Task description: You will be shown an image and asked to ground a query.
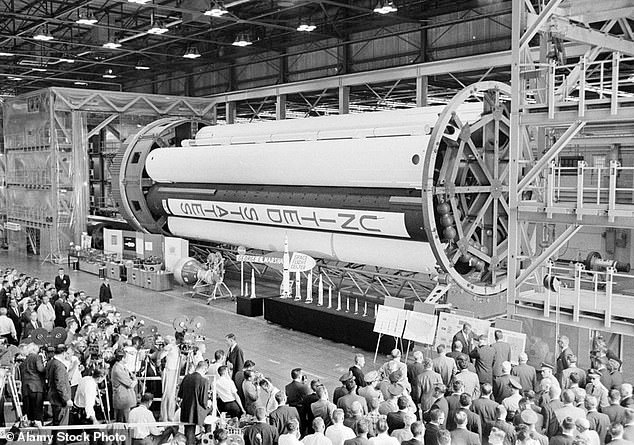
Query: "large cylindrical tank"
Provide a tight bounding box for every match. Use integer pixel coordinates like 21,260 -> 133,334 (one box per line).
113,82 -> 512,296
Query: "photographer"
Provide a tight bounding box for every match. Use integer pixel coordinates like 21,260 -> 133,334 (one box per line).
111,349 -> 137,422
74,368 -> 107,425
242,369 -> 260,416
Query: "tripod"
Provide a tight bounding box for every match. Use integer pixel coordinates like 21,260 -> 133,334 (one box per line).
0,366 -> 23,423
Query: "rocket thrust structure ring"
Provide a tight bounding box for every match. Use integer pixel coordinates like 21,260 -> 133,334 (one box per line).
422,81 -> 512,296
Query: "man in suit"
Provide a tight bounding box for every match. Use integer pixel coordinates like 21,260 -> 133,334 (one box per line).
603,389 -> 627,425
20,343 -> 46,424
349,354 -> 366,389
493,362 -> 514,404
549,417 -> 576,445
178,360 -> 210,445
99,277 -> 113,303
408,351 -> 426,401
337,378 -> 368,419
54,292 -> 72,328
433,344 -> 458,386
511,353 -> 538,392
286,367 -> 312,411
470,335 -> 496,385
46,344 -> 73,444
471,383 -> 499,428
491,331 -> 512,378
458,394 -> 483,442
555,336 -> 574,378
424,408 -> 446,445
244,407 -> 279,445
402,421 -> 425,445
486,406 -> 515,445
54,268 -> 71,294
386,396 -> 409,434
225,333 -> 244,379
416,358 -> 443,413
585,395 -> 611,445
0,281 -> 10,308
22,311 -> 40,341
450,410 -> 480,445
269,391 -> 300,435
453,323 -> 475,356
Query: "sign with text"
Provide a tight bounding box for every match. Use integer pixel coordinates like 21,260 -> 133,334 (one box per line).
434,312 -> 491,349
403,312 -> 438,345
373,305 -> 408,337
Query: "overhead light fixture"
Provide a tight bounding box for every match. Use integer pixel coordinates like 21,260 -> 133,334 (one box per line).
59,57 -> 75,63
204,2 -> 228,17
76,10 -> 98,25
297,22 -> 316,32
7,76 -> 22,81
102,69 -> 117,79
0,52 -> 13,57
183,46 -> 201,59
135,60 -> 150,70
148,19 -> 169,35
103,41 -> 122,49
32,67 -> 47,72
33,27 -> 54,41
74,81 -> 88,86
373,0 -> 398,14
128,0 -> 152,3
232,32 -> 252,47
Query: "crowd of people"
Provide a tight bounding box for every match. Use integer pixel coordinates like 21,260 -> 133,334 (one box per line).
0,265 -> 632,445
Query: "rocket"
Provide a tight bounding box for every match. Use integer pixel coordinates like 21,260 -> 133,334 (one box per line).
281,234 -> 291,298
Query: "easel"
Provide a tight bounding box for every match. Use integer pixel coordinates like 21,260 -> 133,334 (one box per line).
372,298 -> 408,364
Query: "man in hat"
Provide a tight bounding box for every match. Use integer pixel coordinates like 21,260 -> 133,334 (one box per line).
539,363 -> 560,393
334,372 -> 353,405
46,344 -> 73,444
380,370 -> 405,401
470,335 -> 496,385
560,355 -> 585,390
380,350 -> 407,388
379,383 -> 402,415
493,362 -> 514,404
501,378 -> 523,418
586,369 -> 610,409
415,358 -> 443,413
337,378 -> 368,418
519,409 -> 547,445
358,371 -> 381,408
511,353 -> 538,393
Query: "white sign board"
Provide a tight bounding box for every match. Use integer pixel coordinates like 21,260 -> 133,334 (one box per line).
373,305 -> 408,338
289,253 -> 316,272
488,328 -> 527,365
403,311 -> 438,345
435,312 -> 491,349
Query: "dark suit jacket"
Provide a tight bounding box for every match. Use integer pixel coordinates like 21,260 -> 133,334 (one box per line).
493,374 -> 513,404
20,353 -> 46,393
511,363 -> 538,392
470,345 -> 496,385
344,437 -> 370,445
46,357 -> 71,406
471,397 -> 499,427
424,423 -> 444,445
178,371 -> 209,425
0,289 -> 8,308
227,344 -> 245,378
7,307 -> 21,340
450,427 -> 480,445
486,420 -> 515,445
54,300 -> 72,328
453,331 -> 474,354
603,403 -> 626,425
54,275 -> 71,293
387,410 -> 408,434
99,283 -> 112,303
285,380 -> 311,408
555,347 -> 574,376
401,439 -> 423,445
349,365 -> 365,389
587,410 -> 611,444
549,434 -> 575,445
426,397 -> 450,428
244,422 -> 279,445
491,342 -> 512,376
269,405 -> 300,435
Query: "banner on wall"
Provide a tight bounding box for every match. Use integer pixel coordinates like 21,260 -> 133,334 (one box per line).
103,229 -> 123,256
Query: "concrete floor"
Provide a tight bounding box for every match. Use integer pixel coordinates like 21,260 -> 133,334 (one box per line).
0,251 -> 380,394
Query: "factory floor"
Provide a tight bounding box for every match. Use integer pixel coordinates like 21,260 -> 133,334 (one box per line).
0,250 -> 372,396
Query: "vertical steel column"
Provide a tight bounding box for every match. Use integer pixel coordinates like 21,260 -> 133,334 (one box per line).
226,102 -> 236,124
339,86 -> 350,114
416,76 -> 428,107
507,0 -> 523,311
276,94 -> 287,120
71,110 -> 89,244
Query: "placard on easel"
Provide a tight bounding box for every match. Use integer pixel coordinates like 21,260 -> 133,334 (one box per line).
373,305 -> 408,363
402,311 -> 438,361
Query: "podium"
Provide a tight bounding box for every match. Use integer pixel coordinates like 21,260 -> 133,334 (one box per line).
236,295 -> 265,317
